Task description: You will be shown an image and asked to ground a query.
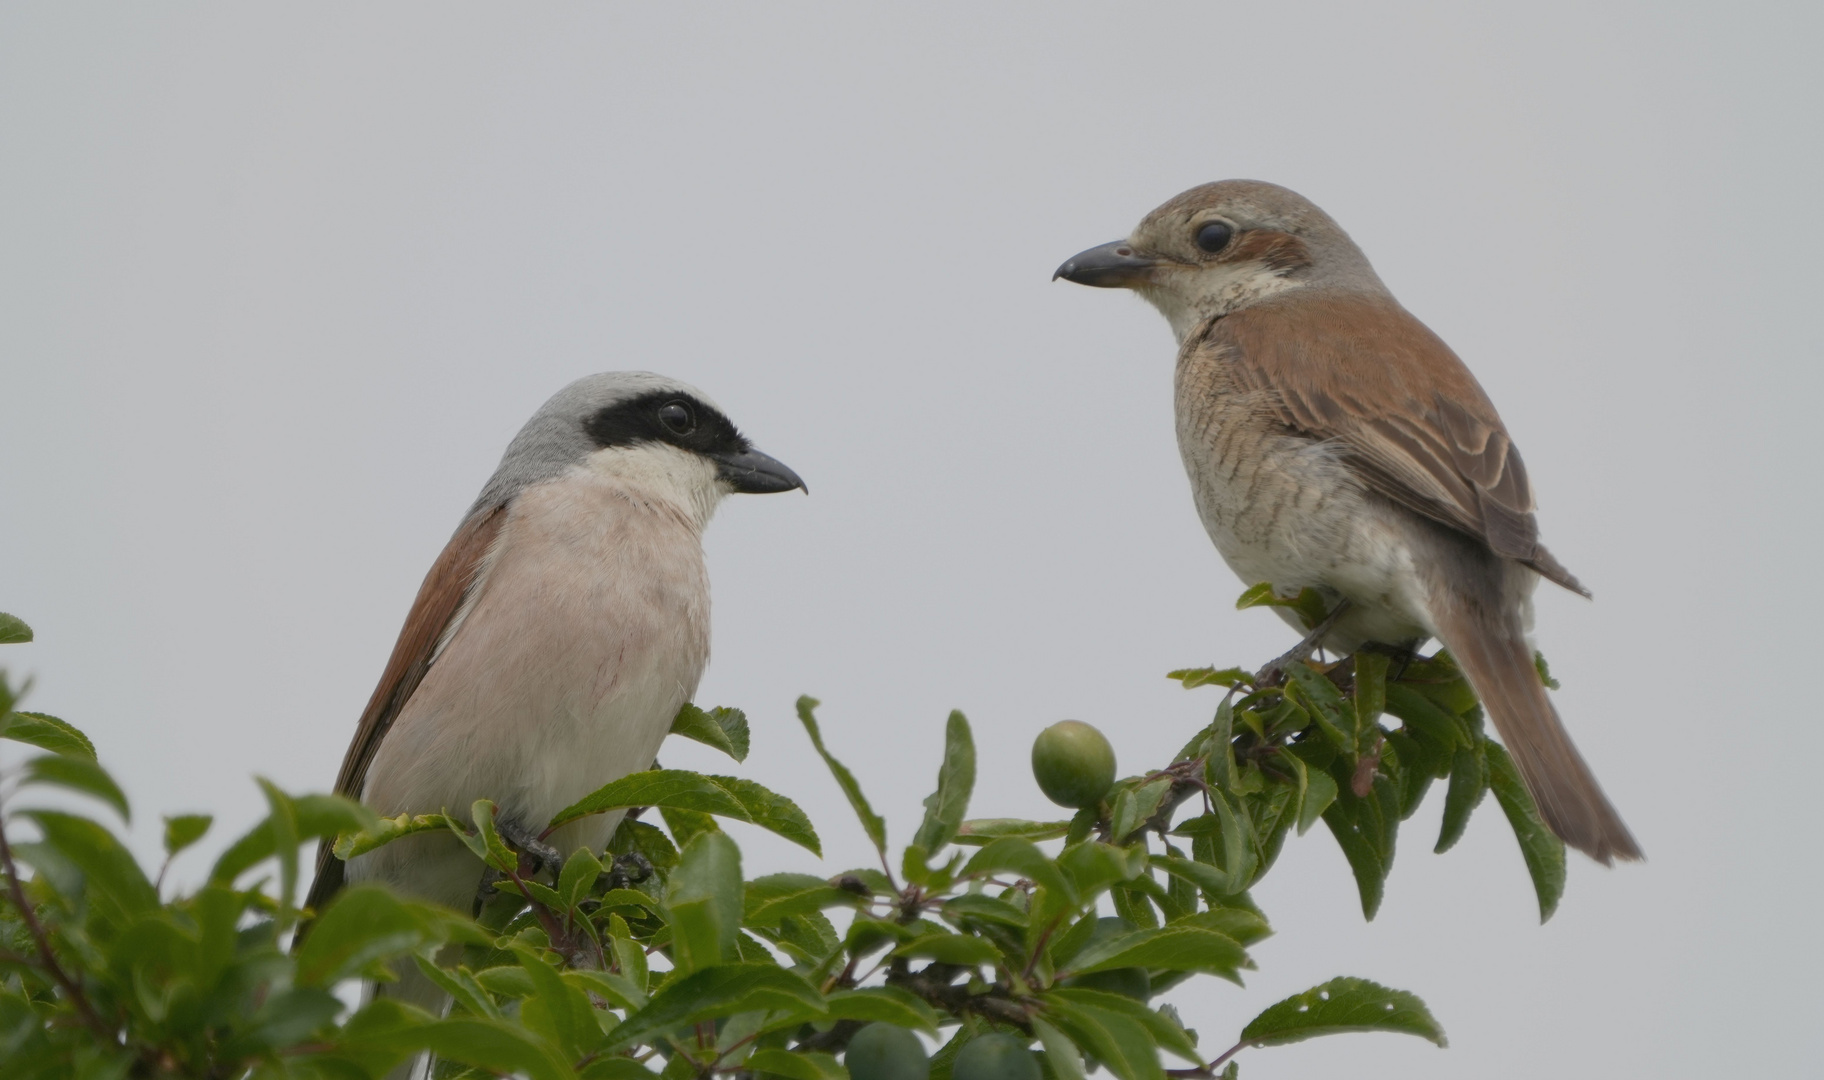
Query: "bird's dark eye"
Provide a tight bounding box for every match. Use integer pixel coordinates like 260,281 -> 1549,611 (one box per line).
1195,221 -> 1234,253
657,401 -> 696,435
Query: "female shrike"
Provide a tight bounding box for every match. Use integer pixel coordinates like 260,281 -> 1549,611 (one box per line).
1056,181 -> 1638,865
303,371 -> 802,1007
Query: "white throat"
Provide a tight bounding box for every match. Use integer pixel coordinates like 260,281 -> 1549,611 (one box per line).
1141,263 -> 1305,345
577,442 -> 726,532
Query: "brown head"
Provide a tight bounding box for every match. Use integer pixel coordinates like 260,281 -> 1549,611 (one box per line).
1055,180 -> 1389,342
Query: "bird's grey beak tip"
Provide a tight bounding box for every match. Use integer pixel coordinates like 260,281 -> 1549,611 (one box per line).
1054,240 -> 1157,288
714,447 -> 805,496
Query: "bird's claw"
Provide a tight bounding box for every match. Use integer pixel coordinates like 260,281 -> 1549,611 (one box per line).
496,820 -> 566,879
1254,597 -> 1353,687
473,866 -> 504,917
601,852 -> 654,892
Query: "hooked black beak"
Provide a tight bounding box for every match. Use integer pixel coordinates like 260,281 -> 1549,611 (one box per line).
1053,240 -> 1160,288
713,447 -> 806,495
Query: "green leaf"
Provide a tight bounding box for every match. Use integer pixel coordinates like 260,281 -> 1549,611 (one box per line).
954,818 -> 1072,845
0,613 -> 32,644
1066,925 -> 1247,983
1321,775 -> 1400,920
295,885 -> 437,985
162,814 -> 213,858
557,846 -> 604,909
563,969 -> 648,1012
413,956 -> 502,1020
1354,651 -> 1389,733
1235,583 -> 1330,630
1041,995 -> 1166,1080
746,1048 -> 847,1080
548,769 -> 819,853
1296,765 -> 1338,836
18,809 -> 157,923
1534,650 -> 1562,690
660,804 -> 721,849
1058,841 -> 1148,900
706,774 -> 822,856
1172,905 -> 1272,948
744,873 -> 864,928
913,710 -> 976,853
891,932 -> 1002,967
606,914 -> 650,992
549,769 -> 746,829
1168,790 -> 1255,898
1033,1017 -> 1089,1080
513,943 -> 600,1061
1486,742 -> 1566,922
333,811 -> 462,860
1434,743 -> 1487,854
604,964 -> 826,1052
579,1059 -> 660,1080
1048,987 -> 1200,1064
795,696 -> 888,861
1384,685 -> 1463,749
18,754 -> 130,822
669,703 -> 751,762
259,778 -> 303,914
941,892 -> 1029,929
215,793 -> 371,883
1240,976 -> 1446,1049
476,965 -> 538,999
1110,777 -> 1172,843
415,1016 -> 577,1080
667,830 -> 744,974
1167,666 -> 1251,690
1204,695 -> 1236,791
1,711 -> 95,759
962,838 -> 1074,908
825,986 -> 942,1034
1285,663 -> 1353,756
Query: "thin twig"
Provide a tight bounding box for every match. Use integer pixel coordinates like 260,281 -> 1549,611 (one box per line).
0,799 -> 114,1040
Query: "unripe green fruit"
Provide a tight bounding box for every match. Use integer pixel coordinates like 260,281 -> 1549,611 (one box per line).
1030,720 -> 1116,809
952,1033 -> 1040,1080
845,1023 -> 929,1080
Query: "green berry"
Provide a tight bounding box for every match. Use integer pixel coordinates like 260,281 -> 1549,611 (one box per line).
952,1033 -> 1040,1080
845,1023 -> 929,1080
1031,720 -> 1117,809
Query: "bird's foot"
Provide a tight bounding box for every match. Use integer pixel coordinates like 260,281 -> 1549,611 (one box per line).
1255,598 -> 1353,687
473,865 -> 504,917
496,819 -> 566,880
600,852 -> 654,893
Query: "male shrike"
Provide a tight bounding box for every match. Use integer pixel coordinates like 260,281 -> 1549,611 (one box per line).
303,371 -> 803,998
1055,181 -> 1639,864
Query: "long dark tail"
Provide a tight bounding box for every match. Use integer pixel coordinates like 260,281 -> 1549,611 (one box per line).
1430,591 -> 1641,865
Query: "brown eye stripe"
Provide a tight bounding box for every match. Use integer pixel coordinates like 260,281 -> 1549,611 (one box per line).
1225,229 -> 1313,272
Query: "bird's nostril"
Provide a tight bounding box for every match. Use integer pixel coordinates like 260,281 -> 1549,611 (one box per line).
1116,247 -> 1133,256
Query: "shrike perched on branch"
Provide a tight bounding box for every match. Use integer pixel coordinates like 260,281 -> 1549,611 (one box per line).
1056,181 -> 1638,864
304,371 -> 803,1007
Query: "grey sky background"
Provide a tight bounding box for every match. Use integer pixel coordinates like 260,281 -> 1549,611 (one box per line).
3,4 -> 1819,1077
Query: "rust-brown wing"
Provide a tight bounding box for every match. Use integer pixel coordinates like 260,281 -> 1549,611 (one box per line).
302,502 -> 508,917
1207,292 -> 1587,595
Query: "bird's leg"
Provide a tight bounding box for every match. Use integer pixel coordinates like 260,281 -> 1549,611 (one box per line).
472,865 -> 504,917
601,852 -> 654,893
495,818 -> 566,881
1256,598 -> 1353,686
